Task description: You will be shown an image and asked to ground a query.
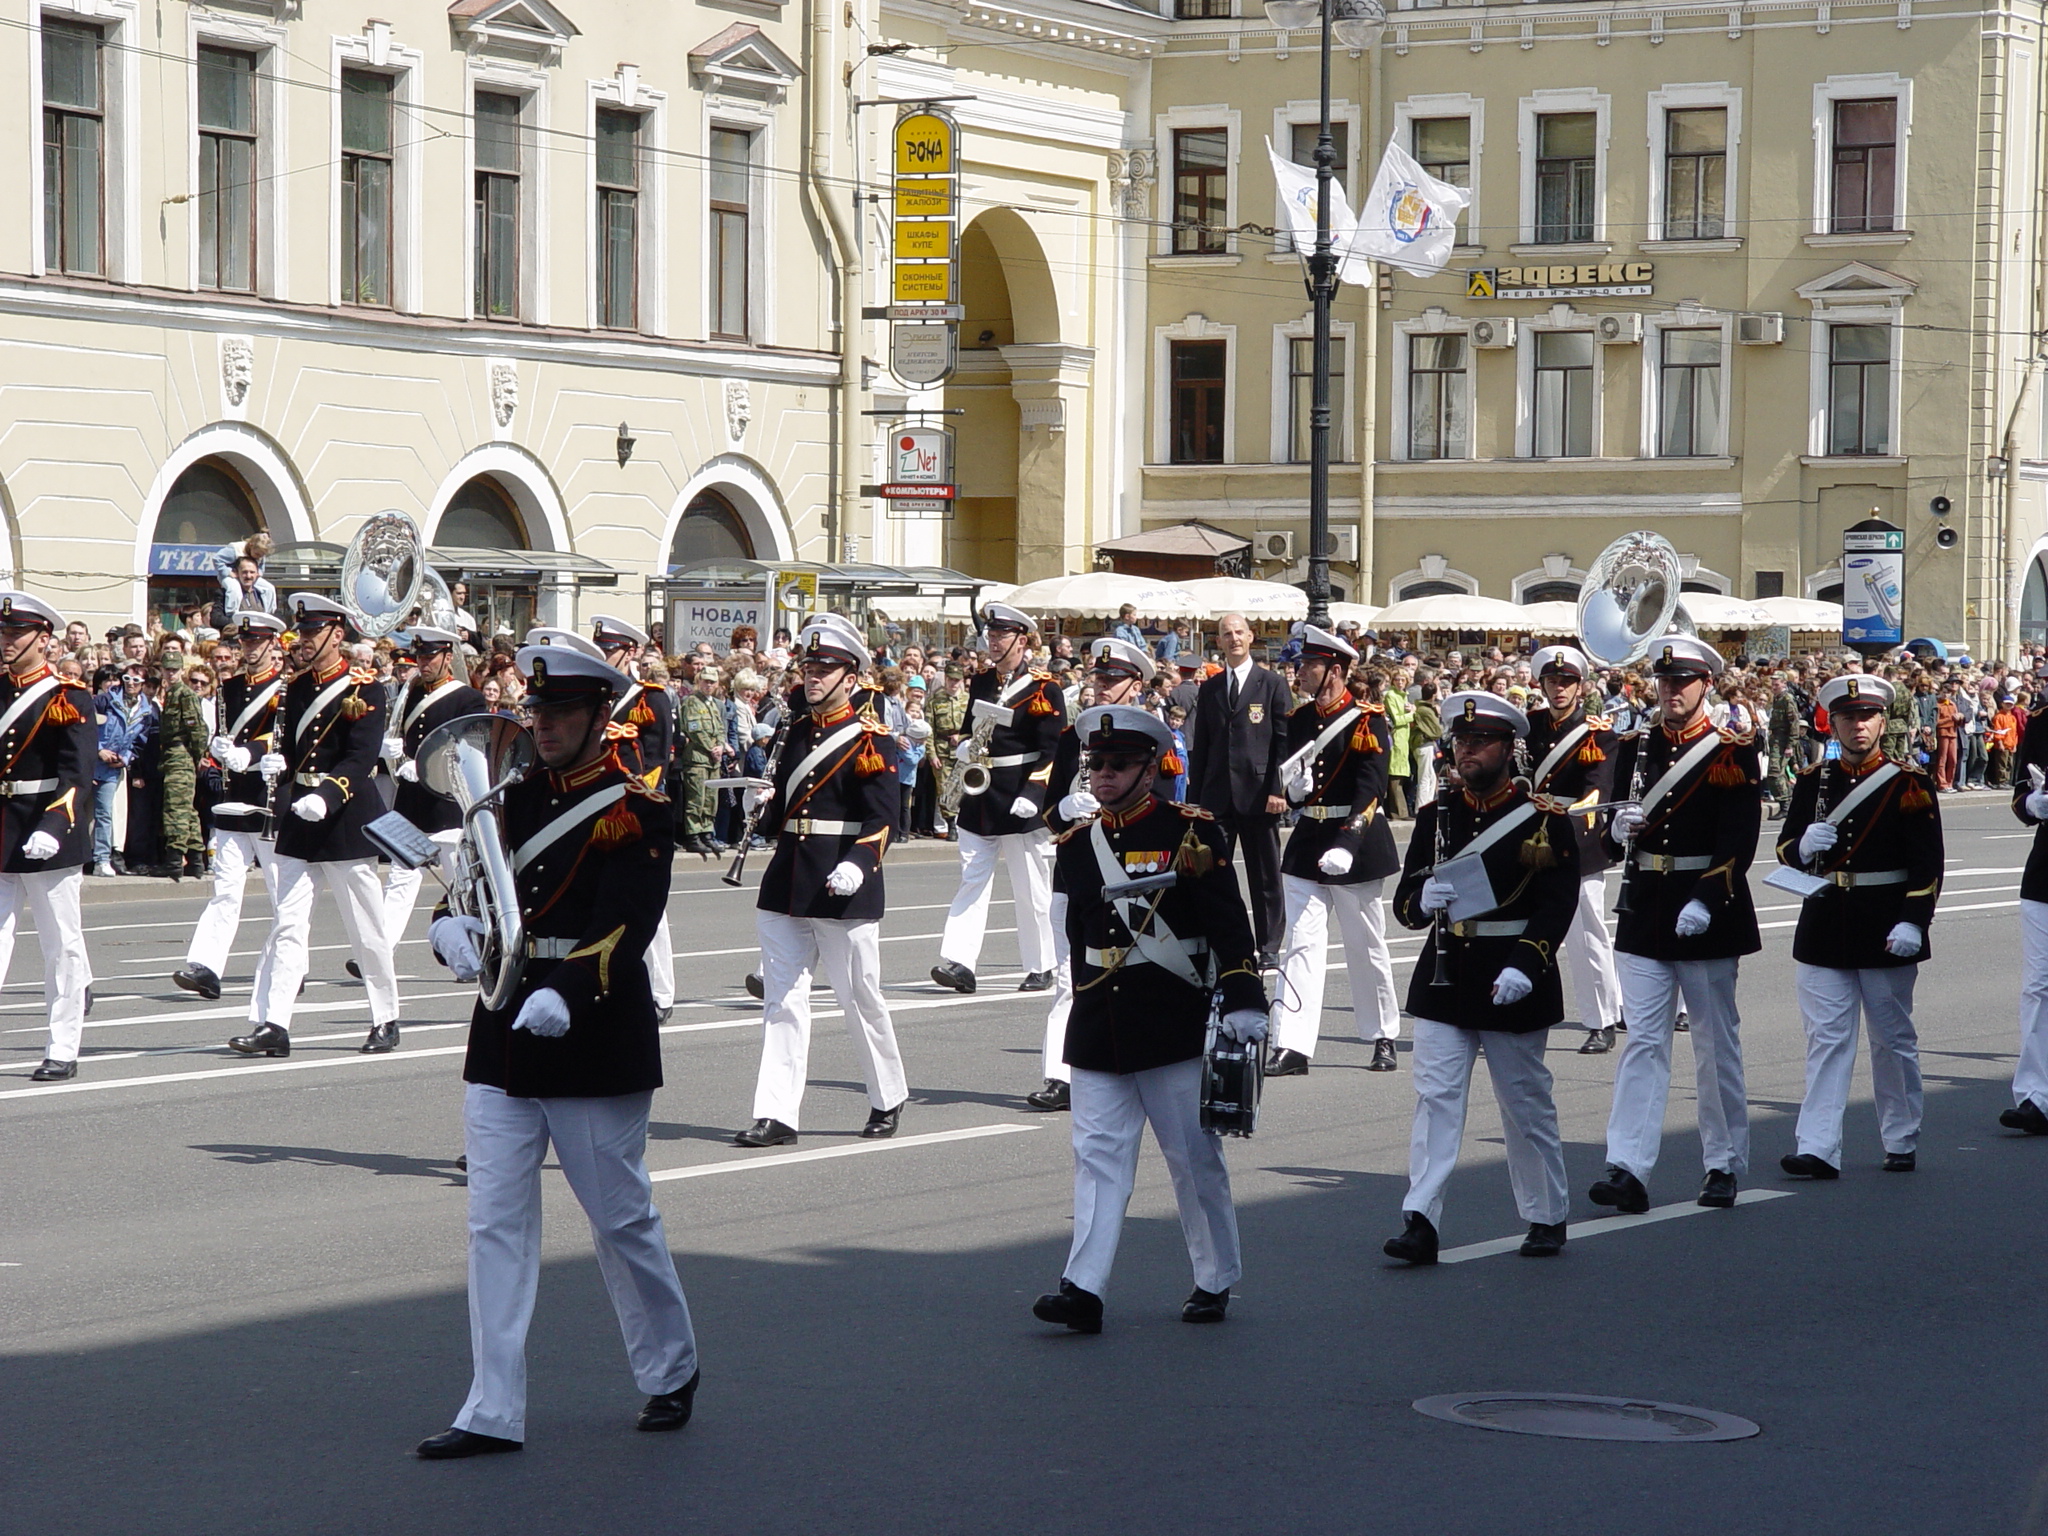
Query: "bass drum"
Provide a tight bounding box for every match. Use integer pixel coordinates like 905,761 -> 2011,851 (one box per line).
1200,1022 -> 1263,1138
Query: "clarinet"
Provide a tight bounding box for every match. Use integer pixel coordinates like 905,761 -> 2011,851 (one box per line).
722,685 -> 807,889
1806,756 -> 1835,877
1612,704 -> 1654,916
1429,750 -> 1454,988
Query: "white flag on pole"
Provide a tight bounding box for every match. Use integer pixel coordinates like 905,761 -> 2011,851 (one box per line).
1266,136 -> 1361,268
1348,137 -> 1470,277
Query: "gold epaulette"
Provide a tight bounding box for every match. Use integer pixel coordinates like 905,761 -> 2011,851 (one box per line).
1895,755 -> 1930,776
622,769 -> 671,804
1586,713 -> 1614,730
859,715 -> 892,734
1798,759 -> 1825,776
1716,722 -> 1757,745
1172,801 -> 1216,820
348,666 -> 379,686
1529,791 -> 1574,815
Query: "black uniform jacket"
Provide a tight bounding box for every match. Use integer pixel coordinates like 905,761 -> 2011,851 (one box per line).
1777,756 -> 1942,968
391,679 -> 487,836
213,665 -> 286,835
459,751 -> 674,1098
1279,696 -> 1400,885
755,699 -> 898,922
1524,704 -> 1619,876
1057,796 -> 1267,1075
610,679 -> 675,790
2012,706 -> 2048,902
1189,663 -> 1294,819
1393,781 -> 1580,1032
1601,714 -> 1763,962
0,664 -> 95,872
1041,711 -> 1184,895
271,659 -> 390,864
955,666 -> 1066,838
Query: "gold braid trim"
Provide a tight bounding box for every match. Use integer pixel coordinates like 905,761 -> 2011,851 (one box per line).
564,924 -> 627,997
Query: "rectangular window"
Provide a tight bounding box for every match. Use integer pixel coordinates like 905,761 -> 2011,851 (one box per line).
596,107 -> 640,330
1827,324 -> 1891,455
1533,112 -> 1596,244
1169,339 -> 1226,463
1754,570 -> 1785,599
1831,98 -> 1897,233
1286,335 -> 1346,463
1282,121 -> 1349,253
197,46 -> 257,292
340,70 -> 393,307
1172,128 -> 1229,255
1663,107 -> 1726,240
1175,0 -> 1231,16
1531,330 -> 1594,457
42,19 -> 105,276
1406,334 -> 1468,460
709,126 -> 751,340
1658,328 -> 1722,456
473,90 -> 521,319
1411,116 -> 1471,245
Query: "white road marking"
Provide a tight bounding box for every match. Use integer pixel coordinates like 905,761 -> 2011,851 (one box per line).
1437,1188 -> 1794,1263
650,1122 -> 1039,1183
2,990 -> 476,1038
0,1044 -> 471,1101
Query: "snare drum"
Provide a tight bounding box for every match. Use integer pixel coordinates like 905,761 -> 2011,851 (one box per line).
1200,1024 -> 1263,1137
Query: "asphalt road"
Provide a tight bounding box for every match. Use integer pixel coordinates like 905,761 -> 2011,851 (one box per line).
2,799 -> 2044,1535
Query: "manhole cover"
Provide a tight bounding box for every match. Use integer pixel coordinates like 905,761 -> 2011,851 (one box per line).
1413,1393 -> 1759,1443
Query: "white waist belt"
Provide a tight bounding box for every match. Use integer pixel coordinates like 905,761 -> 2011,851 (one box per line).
292,772 -> 326,788
1299,805 -> 1352,821
786,818 -> 860,836
1633,853 -> 1713,874
526,936 -> 577,959
986,752 -> 1034,768
1826,868 -> 1909,889
0,777 -> 58,796
1447,919 -> 1529,938
1084,936 -> 1210,969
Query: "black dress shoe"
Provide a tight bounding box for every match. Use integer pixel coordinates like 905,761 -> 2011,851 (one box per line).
1017,970 -> 1053,992
636,1369 -> 699,1432
360,1021 -> 399,1054
1024,1079 -> 1071,1112
733,1118 -> 797,1148
1265,1047 -> 1310,1077
1779,1152 -> 1839,1180
656,1007 -> 673,1025
860,1102 -> 903,1139
345,959 -> 362,980
415,1428 -> 521,1460
1032,1278 -> 1103,1333
930,961 -> 976,994
1588,1164 -> 1650,1214
1882,1152 -> 1917,1172
1256,950 -> 1280,972
1369,1039 -> 1398,1072
1577,1026 -> 1615,1055
173,963 -> 222,1001
1383,1210 -> 1439,1265
30,1058 -> 76,1082
2000,1100 -> 2048,1135
1673,1011 -> 1690,1033
744,972 -> 764,1000
1698,1168 -> 1738,1207
1181,1285 -> 1229,1323
228,1023 -> 290,1058
1519,1221 -> 1566,1257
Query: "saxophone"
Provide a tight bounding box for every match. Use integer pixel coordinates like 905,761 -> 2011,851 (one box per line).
940,711 -> 997,819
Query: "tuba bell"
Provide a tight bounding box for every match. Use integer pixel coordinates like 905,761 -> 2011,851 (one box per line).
1575,530 -> 1696,667
419,712 -> 536,1011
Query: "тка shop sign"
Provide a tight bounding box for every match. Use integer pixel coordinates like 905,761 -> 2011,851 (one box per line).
1466,262 -> 1654,301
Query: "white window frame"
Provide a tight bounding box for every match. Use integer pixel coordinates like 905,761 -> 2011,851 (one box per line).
1678,558 -> 1733,594
1510,555 -> 1589,602
703,100 -> 774,345
1811,73 -> 1912,238
29,0 -> 140,283
1392,306 -> 1476,463
466,61 -> 550,325
1517,303 -> 1601,458
1393,93 -> 1483,251
1386,554 -> 1479,605
1517,87 -> 1609,248
1809,309 -> 1904,458
1271,313 -> 1354,463
187,15 -> 287,298
1154,104 -> 1241,259
1646,82 -> 1741,244
1269,98 -> 1361,258
331,26 -> 425,313
589,68 -> 668,337
1153,312 -> 1237,465
1642,305 -> 1733,458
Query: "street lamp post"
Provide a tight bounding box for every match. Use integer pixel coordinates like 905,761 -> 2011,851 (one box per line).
1263,0 -> 1384,628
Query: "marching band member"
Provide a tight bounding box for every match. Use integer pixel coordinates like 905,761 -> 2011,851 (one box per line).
376,626 -> 483,949
417,642 -> 698,1458
1031,706 -> 1266,1333
931,602 -> 1065,995
174,612 -> 288,1001
1775,674 -> 1941,1177
0,592 -> 98,1082
1590,636 -> 1762,1214
1524,645 -> 1625,1055
2010,687 -> 2048,1137
1383,692 -> 1580,1264
227,594 -> 401,1059
735,614 -> 909,1148
1031,636 -> 1160,1113
1267,628 -> 1402,1078
593,615 -> 676,1020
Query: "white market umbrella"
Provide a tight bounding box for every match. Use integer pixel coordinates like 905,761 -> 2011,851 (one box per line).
1003,571 -> 1200,621
1372,593 -> 1531,631
1514,600 -> 1581,636
1679,592 -> 1775,630
1753,596 -> 1845,631
1178,576 -> 1309,622
1327,602 -> 1381,629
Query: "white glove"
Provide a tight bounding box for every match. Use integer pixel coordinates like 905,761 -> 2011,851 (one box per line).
2027,789 -> 2048,821
1284,759 -> 1316,803
511,986 -> 571,1038
1885,922 -> 1925,958
258,752 -> 286,781
430,914 -> 487,981
825,861 -> 865,896
395,758 -> 418,783
1009,796 -> 1038,819
1419,875 -> 1455,914
1611,804 -> 1646,842
1057,790 -> 1100,823
1318,847 -> 1354,877
1798,822 -> 1839,862
743,782 -> 775,814
1217,1008 -> 1270,1044
21,830 -> 59,862
382,735 -> 405,763
221,745 -> 251,775
209,735 -> 236,764
1491,967 -> 1533,1006
292,795 -> 329,823
1675,899 -> 1712,937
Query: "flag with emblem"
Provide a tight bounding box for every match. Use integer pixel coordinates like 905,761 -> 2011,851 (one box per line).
1348,138 -> 1469,277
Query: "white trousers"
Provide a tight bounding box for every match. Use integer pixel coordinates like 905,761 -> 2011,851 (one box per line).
455,1084 -> 698,1443
1065,1058 -> 1241,1298
939,827 -> 1055,976
1564,873 -> 1623,1031
1606,953 -> 1747,1181
249,855 -> 400,1030
646,910 -> 674,1011
186,830 -> 277,977
0,867 -> 88,1063
2017,899 -> 2048,1113
1043,890 -> 1072,1083
379,842 -> 462,950
1404,1017 -> 1566,1227
1794,963 -> 1922,1164
1270,874 -> 1400,1057
753,911 -> 908,1129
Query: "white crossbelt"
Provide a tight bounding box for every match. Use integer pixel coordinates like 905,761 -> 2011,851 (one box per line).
513,783 -> 628,873
0,676 -> 60,750
1088,820 -> 1206,988
1639,729 -> 1727,818
226,676 -> 284,741
0,776 -> 58,796
1531,722 -> 1593,792
1822,762 -> 1902,828
783,720 -> 862,797
785,818 -> 860,836
402,677 -> 462,735
295,672 -> 358,742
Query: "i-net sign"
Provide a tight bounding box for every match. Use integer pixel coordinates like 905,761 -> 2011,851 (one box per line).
892,428 -> 949,485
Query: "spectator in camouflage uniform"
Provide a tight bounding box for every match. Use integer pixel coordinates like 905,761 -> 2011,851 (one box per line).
927,663 -> 969,839
1767,667 -> 1807,817
677,668 -> 726,855
155,650 -> 210,879
1883,669 -> 1918,763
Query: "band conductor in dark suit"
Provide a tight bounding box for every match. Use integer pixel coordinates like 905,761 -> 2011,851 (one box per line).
1188,612 -> 1292,959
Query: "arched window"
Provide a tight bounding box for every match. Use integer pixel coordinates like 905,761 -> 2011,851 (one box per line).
157,461 -> 261,546
1815,582 -> 1844,606
2025,556 -> 2048,647
1520,580 -> 1580,603
667,488 -> 754,570
1399,579 -> 1466,599
439,476 -> 527,548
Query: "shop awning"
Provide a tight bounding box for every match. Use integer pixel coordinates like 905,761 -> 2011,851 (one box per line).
263,540 -> 620,587
1095,522 -> 1251,559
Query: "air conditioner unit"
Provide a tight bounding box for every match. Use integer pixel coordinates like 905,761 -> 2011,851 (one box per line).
1255,528 -> 1295,561
1469,317 -> 1517,349
1736,313 -> 1785,345
1330,526 -> 1358,563
1596,312 -> 1644,346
